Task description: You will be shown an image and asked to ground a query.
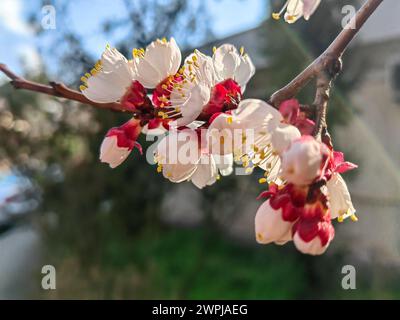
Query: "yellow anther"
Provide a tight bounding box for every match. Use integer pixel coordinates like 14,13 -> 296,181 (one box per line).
272,12 -> 281,20
106,44 -> 111,49
245,167 -> 253,174
286,15 -> 295,21
338,215 -> 344,223
167,172 -> 172,178
161,84 -> 168,90
259,178 -> 267,184
79,85 -> 87,91
158,111 -> 165,117
157,165 -> 163,173
90,68 -> 98,76
213,46 -> 217,54
226,116 -> 233,124
240,46 -> 245,56
192,54 -> 197,62
175,107 -> 181,113
350,214 -> 358,222
161,37 -> 167,43
85,73 -> 91,78
81,76 -> 88,83
216,174 -> 221,181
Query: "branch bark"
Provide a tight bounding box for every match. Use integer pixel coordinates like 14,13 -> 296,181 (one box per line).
270,0 -> 384,139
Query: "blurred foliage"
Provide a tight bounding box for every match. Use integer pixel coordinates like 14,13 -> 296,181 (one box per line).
40,227 -> 306,299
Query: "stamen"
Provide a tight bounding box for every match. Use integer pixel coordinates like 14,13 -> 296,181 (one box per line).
272,0 -> 290,20
259,178 -> 267,184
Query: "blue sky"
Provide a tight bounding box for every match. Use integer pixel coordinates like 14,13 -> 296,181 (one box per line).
0,0 -> 268,80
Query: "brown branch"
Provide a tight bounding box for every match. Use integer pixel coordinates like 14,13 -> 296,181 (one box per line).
270,0 -> 383,106
0,63 -> 132,113
270,0 -> 384,139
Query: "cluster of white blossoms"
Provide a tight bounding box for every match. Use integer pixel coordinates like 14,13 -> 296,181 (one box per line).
80,1 -> 358,256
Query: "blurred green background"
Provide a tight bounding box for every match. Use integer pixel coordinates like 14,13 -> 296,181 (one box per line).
1,0 -> 400,299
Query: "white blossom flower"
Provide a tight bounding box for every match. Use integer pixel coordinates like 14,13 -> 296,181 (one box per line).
80,45 -> 136,103
80,38 -> 182,104
272,0 -> 321,24
212,44 -> 255,91
163,45 -> 256,127
154,129 -> 233,189
208,99 -> 300,182
326,173 -> 357,222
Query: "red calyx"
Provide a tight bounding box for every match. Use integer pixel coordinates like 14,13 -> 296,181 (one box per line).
106,119 -> 142,152
121,81 -> 150,112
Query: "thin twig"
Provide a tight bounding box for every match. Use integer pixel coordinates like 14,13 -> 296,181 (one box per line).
270,0 -> 384,107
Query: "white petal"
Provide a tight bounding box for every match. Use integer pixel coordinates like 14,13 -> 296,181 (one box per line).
255,200 -> 293,245
190,155 -> 218,189
156,130 -> 200,182
326,173 -> 356,220
132,57 -> 162,88
141,38 -> 181,85
234,99 -> 282,130
175,84 -> 211,127
207,114 -> 235,155
142,123 -> 167,136
188,50 -> 217,85
271,123 -> 301,155
285,0 -> 305,23
214,153 -> 234,176
293,232 -> 328,255
234,54 -> 256,89
303,0 -> 321,20
82,47 -> 134,103
83,71 -> 130,103
258,155 -> 282,183
213,44 -> 241,81
100,135 -> 131,168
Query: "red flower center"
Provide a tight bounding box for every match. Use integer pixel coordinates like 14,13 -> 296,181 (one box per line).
200,78 -> 242,118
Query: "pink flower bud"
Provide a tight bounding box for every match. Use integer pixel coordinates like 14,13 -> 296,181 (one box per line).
99,119 -> 142,168
293,218 -> 334,255
255,199 -> 293,245
281,136 -> 329,186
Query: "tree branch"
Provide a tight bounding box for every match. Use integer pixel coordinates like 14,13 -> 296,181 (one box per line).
0,0 -> 384,130
0,63 -> 131,113
270,0 -> 384,139
270,0 -> 383,106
